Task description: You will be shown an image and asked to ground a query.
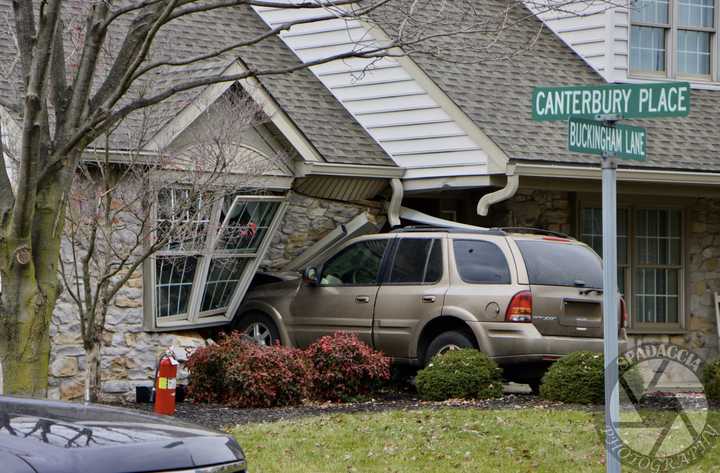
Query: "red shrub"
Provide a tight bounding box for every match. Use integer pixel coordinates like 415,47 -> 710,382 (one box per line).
186,332 -> 312,408
224,342 -> 312,408
305,332 -> 391,402
185,333 -> 244,403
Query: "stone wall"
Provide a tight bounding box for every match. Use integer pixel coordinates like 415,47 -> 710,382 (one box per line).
261,191 -> 383,271
49,190 -> 382,402
485,188 -> 572,234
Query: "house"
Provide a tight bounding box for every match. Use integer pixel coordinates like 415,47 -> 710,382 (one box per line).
1,0 -> 718,401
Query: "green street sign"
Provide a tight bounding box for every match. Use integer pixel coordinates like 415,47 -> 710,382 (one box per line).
568,117 -> 646,161
533,82 -> 690,121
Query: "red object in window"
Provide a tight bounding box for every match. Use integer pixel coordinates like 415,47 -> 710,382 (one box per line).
506,291 -> 533,323
154,352 -> 178,416
619,297 -> 628,329
542,236 -> 571,243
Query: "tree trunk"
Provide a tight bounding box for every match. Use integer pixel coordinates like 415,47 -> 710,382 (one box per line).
0,180 -> 65,397
84,341 -> 101,402
0,268 -> 56,397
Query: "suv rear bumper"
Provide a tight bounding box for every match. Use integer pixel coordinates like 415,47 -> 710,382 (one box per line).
468,321 -> 628,365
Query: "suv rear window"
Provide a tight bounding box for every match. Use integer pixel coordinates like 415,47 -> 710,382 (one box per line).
453,240 -> 511,284
516,240 -> 603,288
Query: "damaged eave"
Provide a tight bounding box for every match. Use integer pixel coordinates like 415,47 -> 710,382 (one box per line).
294,161 -> 405,179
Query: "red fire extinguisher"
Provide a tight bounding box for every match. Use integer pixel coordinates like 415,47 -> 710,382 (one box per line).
153,348 -> 178,416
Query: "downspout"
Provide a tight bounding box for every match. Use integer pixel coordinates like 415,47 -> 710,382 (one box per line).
387,178 -> 404,227
477,164 -> 519,216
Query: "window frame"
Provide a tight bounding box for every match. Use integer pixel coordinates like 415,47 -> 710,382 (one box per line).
577,198 -> 686,333
629,0 -> 718,81
144,191 -> 287,331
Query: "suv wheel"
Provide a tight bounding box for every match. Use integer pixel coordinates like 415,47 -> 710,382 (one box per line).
424,330 -> 475,365
233,312 -> 280,346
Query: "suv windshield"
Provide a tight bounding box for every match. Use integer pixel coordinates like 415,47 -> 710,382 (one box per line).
516,240 -> 603,288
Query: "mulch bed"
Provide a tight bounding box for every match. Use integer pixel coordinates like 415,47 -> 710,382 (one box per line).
123,389 -> 719,432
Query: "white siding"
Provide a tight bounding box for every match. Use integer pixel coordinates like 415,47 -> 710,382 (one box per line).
253,3 -> 490,177
525,0 -> 630,81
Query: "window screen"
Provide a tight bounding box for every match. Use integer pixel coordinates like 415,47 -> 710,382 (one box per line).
389,239 -> 443,284
453,240 -> 511,284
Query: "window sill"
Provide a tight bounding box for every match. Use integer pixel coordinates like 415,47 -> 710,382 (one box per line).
625,328 -> 686,336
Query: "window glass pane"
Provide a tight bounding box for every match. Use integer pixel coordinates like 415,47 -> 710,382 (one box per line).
679,0 -> 714,27
636,209 -> 681,265
634,268 -> 679,323
320,239 -> 388,285
678,30 -> 711,75
630,26 -> 666,72
389,239 -> 442,284
156,189 -> 211,251
216,197 -> 280,253
517,240 -> 603,288
453,240 -> 511,284
200,258 -> 249,312
155,256 -> 198,318
579,207 -> 629,290
425,240 -> 443,283
631,0 -> 669,23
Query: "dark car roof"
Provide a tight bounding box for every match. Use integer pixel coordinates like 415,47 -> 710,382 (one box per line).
0,397 -> 244,473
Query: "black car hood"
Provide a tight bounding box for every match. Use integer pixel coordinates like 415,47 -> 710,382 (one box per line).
0,397 -> 244,473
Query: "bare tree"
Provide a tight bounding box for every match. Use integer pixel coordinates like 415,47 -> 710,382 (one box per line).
0,0 -> 617,396
60,90 -> 287,401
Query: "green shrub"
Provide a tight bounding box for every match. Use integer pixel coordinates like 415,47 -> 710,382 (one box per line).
415,349 -> 503,401
540,351 -> 643,404
703,359 -> 720,401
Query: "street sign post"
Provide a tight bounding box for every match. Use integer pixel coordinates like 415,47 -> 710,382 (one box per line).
568,117 -> 646,161
532,82 -> 690,121
531,81 -> 691,473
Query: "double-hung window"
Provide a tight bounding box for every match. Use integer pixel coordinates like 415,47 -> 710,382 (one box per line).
630,0 -> 716,79
579,204 -> 683,330
148,188 -> 286,330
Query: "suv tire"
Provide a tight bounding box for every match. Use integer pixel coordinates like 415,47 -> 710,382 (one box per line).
233,312 -> 280,346
424,330 -> 475,366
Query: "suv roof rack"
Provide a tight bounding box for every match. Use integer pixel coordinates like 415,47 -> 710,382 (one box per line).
495,227 -> 571,239
391,225 -> 504,235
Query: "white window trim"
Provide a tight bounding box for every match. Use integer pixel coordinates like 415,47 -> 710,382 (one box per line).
144,193 -> 287,331
629,0 -> 719,81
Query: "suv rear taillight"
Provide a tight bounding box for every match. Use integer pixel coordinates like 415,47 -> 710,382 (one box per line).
619,297 -> 628,328
506,291 -> 533,322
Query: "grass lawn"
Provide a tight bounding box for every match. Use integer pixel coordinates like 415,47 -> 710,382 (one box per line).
233,408 -> 720,472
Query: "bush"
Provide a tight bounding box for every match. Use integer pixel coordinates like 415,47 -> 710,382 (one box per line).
540,351 -> 643,404
703,359 -> 720,401
415,349 -> 503,401
305,332 -> 391,402
186,332 -> 312,408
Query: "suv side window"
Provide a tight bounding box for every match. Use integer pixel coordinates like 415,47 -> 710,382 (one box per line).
388,239 -> 443,284
320,239 -> 389,286
453,239 -> 511,284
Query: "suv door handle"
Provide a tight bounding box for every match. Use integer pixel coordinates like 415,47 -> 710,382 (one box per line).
422,295 -> 436,303
355,295 -> 370,304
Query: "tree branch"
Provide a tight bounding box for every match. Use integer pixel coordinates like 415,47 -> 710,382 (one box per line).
11,0 -> 36,85
0,120 -> 14,227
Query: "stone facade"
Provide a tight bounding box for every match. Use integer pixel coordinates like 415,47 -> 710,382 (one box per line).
49,190 -> 381,401
261,191 -> 383,271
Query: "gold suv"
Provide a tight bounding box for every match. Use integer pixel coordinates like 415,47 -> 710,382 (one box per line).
234,227 -> 627,390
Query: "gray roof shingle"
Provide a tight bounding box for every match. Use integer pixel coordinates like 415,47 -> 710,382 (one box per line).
373,0 -> 720,172
0,2 -> 392,167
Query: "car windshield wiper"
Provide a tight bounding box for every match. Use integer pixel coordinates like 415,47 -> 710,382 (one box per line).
579,288 -> 603,295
